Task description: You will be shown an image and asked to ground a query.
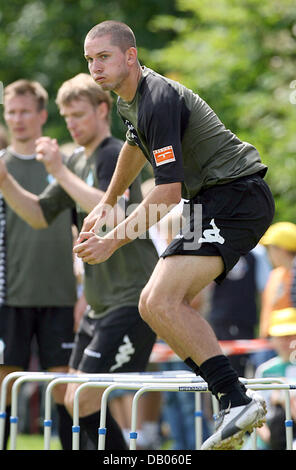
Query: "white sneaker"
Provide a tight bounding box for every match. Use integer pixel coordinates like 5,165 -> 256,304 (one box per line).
201,390 -> 267,450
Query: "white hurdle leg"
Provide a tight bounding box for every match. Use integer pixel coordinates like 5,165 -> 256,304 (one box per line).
98,382 -> 144,450
194,392 -> 203,450
72,380 -> 116,450
43,375 -> 94,450
9,373 -> 58,450
247,383 -> 295,451
0,371 -> 51,450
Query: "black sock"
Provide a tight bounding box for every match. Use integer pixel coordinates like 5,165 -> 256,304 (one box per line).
3,405 -> 11,450
184,357 -> 202,376
79,407 -> 127,450
199,355 -> 251,409
56,404 -> 73,450
184,357 -> 204,379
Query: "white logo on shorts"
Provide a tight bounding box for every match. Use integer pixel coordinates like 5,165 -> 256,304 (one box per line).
198,218 -> 225,244
61,342 -> 75,349
84,348 -> 102,359
110,335 -> 135,372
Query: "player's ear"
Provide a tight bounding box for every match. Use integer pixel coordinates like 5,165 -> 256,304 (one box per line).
126,47 -> 138,66
39,109 -> 48,126
96,102 -> 109,121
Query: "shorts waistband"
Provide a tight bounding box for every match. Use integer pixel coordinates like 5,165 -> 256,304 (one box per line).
193,169 -> 267,200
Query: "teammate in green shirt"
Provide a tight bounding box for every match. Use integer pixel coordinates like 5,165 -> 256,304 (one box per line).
0,79 -> 77,450
0,73 -> 158,450
75,20 -> 275,450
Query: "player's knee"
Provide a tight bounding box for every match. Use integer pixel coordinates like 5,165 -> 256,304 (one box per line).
64,385 -> 75,416
138,288 -> 150,320
52,383 -> 67,405
140,288 -> 175,325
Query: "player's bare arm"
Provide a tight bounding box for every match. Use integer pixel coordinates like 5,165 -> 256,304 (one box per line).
35,137 -> 124,226
0,157 -> 47,229
74,181 -> 181,265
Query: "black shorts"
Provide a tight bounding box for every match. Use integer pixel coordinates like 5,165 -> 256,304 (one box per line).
69,306 -> 156,374
0,306 -> 74,369
162,172 -> 275,283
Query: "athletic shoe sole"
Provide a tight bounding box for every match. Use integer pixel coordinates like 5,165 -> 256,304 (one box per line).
201,391 -> 267,450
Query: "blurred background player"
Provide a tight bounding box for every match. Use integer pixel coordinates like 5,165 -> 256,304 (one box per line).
0,79 -> 77,449
0,73 -> 158,449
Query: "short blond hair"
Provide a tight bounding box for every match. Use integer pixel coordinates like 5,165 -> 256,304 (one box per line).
56,73 -> 113,122
4,79 -> 48,111
86,21 -> 136,53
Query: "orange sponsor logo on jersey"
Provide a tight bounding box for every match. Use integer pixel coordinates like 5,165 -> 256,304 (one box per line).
153,145 -> 176,166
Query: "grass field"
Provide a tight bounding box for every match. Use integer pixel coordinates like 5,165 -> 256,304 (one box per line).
7,433 -> 172,451
8,433 -> 62,450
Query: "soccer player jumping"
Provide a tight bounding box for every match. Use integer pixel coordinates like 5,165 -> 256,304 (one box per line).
74,20 -> 275,450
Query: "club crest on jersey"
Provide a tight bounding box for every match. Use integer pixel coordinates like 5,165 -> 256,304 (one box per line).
153,145 -> 176,166
124,119 -> 141,147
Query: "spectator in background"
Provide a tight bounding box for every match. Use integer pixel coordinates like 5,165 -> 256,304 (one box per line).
254,307 -> 296,450
259,222 -> 296,338
0,79 -> 77,450
0,74 -> 158,450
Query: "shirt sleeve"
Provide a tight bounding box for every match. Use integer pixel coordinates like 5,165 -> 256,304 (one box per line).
139,82 -> 188,186
95,144 -> 119,192
39,180 -> 75,224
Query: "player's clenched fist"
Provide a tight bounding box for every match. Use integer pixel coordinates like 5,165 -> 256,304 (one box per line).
35,137 -> 63,177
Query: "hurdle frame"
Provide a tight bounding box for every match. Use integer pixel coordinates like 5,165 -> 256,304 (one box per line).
1,370 -> 296,451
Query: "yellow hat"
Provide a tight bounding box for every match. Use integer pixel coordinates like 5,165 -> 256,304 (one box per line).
268,308 -> 296,337
260,222 -> 296,252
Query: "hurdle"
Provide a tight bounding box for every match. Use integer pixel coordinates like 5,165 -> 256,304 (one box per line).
61,376 -> 296,451
9,373 -> 68,450
2,369 -> 296,450
44,375 -> 99,450
1,371 -> 97,450
71,379 -> 208,450
0,371 -> 64,450
242,378 -> 295,450
45,376 -> 120,450
3,369 -> 201,450
173,381 -> 296,451
69,373 -> 206,450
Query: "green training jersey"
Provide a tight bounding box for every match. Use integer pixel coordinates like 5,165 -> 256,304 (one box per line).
256,355 -> 296,380
117,66 -> 267,200
0,148 -> 76,307
39,137 -> 158,317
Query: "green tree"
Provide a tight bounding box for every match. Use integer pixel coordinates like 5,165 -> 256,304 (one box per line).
0,0 -> 179,141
